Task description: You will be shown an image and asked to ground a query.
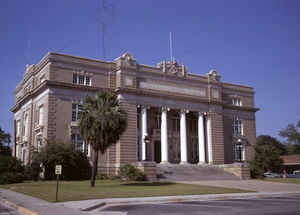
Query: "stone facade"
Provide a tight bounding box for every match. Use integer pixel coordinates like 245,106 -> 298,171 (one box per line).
11,52 -> 258,177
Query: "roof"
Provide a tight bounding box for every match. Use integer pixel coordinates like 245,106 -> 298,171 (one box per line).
281,155 -> 300,165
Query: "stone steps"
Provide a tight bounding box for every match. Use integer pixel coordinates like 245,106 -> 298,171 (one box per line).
156,164 -> 240,181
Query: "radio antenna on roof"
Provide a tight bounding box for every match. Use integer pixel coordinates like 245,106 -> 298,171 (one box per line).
169,32 -> 174,62
101,0 -> 106,60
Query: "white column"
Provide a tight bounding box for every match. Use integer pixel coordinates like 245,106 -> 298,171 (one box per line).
180,110 -> 188,164
141,106 -> 147,161
161,107 -> 168,163
206,115 -> 213,164
198,113 -> 206,164
242,145 -> 246,162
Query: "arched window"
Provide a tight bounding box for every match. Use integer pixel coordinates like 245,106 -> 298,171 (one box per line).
233,117 -> 243,136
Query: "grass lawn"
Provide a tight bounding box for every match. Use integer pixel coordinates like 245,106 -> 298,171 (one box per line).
264,178 -> 300,184
0,180 -> 251,202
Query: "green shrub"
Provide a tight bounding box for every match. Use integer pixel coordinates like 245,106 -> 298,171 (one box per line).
0,155 -> 24,175
32,142 -> 91,180
0,172 -> 25,184
119,164 -> 145,181
97,174 -> 109,180
0,155 -> 25,184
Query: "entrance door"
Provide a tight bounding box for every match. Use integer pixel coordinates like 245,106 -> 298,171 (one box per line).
154,141 -> 161,163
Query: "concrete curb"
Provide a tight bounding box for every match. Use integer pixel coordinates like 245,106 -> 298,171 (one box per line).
0,197 -> 39,215
2,188 -> 300,213
60,191 -> 300,211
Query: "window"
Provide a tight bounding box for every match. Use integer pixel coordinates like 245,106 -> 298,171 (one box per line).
22,149 -> 26,162
232,98 -> 242,106
73,73 -> 91,86
39,105 -> 44,125
40,75 -> 45,83
234,143 -> 244,162
85,76 -> 90,86
233,117 -> 243,136
23,113 -> 29,138
71,133 -> 90,156
79,75 -> 85,85
16,145 -> 20,159
36,135 -> 43,152
72,104 -> 82,121
73,74 -> 78,84
16,120 -> 21,137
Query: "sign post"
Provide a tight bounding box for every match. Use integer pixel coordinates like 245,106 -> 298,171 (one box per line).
55,165 -> 62,202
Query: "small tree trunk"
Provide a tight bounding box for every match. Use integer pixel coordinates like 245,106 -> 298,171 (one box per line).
91,150 -> 99,187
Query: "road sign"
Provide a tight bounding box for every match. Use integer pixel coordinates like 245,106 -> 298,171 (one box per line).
55,165 -> 62,175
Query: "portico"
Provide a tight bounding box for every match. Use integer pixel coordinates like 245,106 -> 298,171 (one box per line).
138,105 -> 214,165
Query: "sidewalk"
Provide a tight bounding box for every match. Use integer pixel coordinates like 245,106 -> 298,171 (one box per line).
0,188 -> 88,215
1,180 -> 300,215
57,191 -> 300,211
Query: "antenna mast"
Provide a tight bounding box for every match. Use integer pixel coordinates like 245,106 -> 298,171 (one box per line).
169,32 -> 174,62
101,0 -> 106,59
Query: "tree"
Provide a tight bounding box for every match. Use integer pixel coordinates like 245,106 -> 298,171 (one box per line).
79,91 -> 127,187
256,135 -> 287,155
250,143 -> 283,178
0,127 -> 11,156
0,155 -> 25,184
279,120 -> 300,154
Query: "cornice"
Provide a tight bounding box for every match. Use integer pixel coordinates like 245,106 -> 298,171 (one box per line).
11,80 -> 113,113
11,81 -> 48,113
46,80 -> 109,92
117,87 -> 213,105
117,88 -> 259,112
223,104 -> 259,112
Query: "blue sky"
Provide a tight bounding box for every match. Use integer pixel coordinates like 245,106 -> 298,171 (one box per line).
1,0 -> 299,141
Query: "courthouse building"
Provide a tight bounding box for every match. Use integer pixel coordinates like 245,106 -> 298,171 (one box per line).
11,52 -> 258,175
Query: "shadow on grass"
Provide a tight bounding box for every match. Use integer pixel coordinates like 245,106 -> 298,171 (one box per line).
121,182 -> 175,186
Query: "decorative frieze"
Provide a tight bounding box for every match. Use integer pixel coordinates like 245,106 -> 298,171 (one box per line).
139,81 -> 206,97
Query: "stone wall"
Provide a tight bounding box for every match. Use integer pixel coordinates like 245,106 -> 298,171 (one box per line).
223,163 -> 251,179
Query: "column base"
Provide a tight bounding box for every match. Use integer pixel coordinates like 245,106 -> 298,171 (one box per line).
159,161 -> 170,165
197,161 -> 207,165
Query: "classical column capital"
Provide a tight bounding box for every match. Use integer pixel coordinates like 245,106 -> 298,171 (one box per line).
198,112 -> 206,116
161,106 -> 170,112
202,111 -> 213,117
137,104 -> 150,109
180,109 -> 189,114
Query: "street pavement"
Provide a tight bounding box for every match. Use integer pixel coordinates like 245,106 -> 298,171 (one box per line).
101,194 -> 300,215
0,202 -> 21,215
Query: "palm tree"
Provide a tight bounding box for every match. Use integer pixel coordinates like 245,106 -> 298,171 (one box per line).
79,91 -> 127,187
